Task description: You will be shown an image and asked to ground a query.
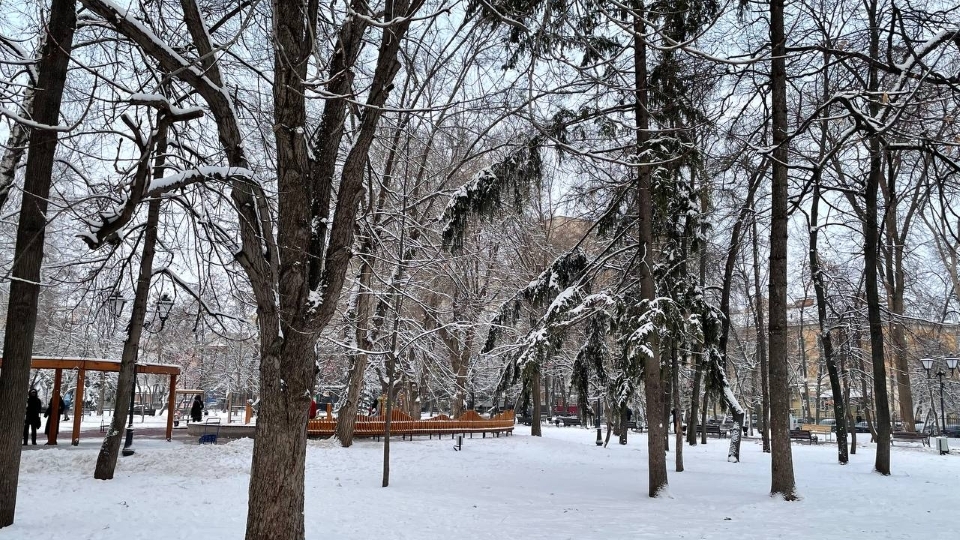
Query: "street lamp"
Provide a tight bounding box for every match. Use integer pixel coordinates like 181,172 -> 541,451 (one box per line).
156,293 -> 174,328
107,292 -> 127,319
595,397 -> 603,446
920,357 -> 958,435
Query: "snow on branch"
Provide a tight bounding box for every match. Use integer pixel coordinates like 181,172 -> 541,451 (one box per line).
441,139 -> 542,251
80,165 -> 254,249
482,249 -> 588,353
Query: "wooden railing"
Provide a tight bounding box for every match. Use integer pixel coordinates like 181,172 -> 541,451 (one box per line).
307,409 -> 515,438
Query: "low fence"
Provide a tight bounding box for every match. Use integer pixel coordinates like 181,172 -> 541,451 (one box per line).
307,409 -> 515,438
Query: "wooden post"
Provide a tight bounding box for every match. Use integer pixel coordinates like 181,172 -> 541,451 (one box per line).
245,400 -> 253,424
47,368 -> 62,445
326,403 -> 332,420
71,368 -> 85,445
165,374 -> 177,441
226,391 -> 232,423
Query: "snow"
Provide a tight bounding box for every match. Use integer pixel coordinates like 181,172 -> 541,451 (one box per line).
148,166 -> 254,193
7,424 -> 960,539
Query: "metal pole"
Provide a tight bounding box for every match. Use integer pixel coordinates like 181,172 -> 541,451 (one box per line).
939,371 -> 947,435
595,397 -> 602,446
122,364 -> 137,456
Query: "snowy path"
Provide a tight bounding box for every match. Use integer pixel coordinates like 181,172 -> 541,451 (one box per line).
4,425 -> 958,539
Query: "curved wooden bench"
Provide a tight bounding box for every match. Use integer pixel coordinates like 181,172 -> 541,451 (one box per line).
306,410 -> 516,439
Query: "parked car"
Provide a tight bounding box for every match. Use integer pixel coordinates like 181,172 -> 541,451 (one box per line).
855,421 -> 870,433
819,418 -> 837,432
943,425 -> 960,438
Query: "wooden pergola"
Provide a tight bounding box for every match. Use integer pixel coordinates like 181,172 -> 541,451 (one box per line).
0,356 -> 180,445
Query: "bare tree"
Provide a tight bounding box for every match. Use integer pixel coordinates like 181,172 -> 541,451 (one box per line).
0,0 -> 76,526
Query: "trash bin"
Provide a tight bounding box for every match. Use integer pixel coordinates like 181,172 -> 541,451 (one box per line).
936,437 -> 950,455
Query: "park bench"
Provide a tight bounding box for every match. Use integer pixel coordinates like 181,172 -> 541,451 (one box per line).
801,424 -> 833,441
789,429 -> 817,444
697,424 -> 727,438
891,431 -> 930,447
554,416 -> 581,427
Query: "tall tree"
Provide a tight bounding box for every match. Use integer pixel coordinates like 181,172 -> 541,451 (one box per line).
768,0 -> 798,499
0,0 -> 76,527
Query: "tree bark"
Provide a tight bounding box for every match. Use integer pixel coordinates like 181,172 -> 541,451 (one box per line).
809,181 -> 848,464
752,215 -> 771,453
864,0 -> 891,476
0,0 -> 76,526
687,360 -> 702,446
531,368 -> 542,437
95,125 -> 168,479
880,158 -> 915,431
635,2 -> 668,497
769,0 -> 798,499
672,349 -> 683,471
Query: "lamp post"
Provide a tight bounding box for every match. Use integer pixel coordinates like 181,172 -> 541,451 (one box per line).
122,293 -> 174,456
920,357 -> 958,435
595,396 -> 602,446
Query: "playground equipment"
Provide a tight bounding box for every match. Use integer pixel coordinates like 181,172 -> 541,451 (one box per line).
0,356 -> 181,444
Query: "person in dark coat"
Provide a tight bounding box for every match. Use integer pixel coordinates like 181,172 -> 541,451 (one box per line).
190,395 -> 204,423
43,396 -> 66,436
24,389 -> 42,445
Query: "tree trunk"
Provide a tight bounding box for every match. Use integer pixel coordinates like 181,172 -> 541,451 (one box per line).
809,181 -> 848,464
687,359 -> 702,446
0,0 -> 76,526
752,215 -> 771,453
672,350 -> 683,471
95,125 -> 168,479
635,3 -> 668,497
700,392 -> 708,444
335,351 -> 368,447
864,0 -> 891,476
769,0 -> 797,499
531,368 -> 542,437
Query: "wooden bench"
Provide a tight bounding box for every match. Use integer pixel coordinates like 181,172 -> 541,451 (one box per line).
891,431 -> 930,447
802,424 -> 833,441
697,424 -> 727,438
790,429 -> 818,444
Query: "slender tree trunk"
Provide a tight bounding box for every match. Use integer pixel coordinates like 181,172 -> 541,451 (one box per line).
769,0 -> 797,499
531,368 -> 542,437
663,355 -> 672,453
752,215 -> 771,453
864,0 -> 891,476
95,125 -> 168,479
0,84 -> 33,213
635,3 -> 668,497
700,392 -> 708,444
809,181 -> 848,464
673,350 -> 683,471
880,152 -> 915,432
687,360 -> 702,445
0,1 -> 76,526
382,352 -> 395,487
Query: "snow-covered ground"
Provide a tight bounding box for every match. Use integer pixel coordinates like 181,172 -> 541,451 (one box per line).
4,425 -> 958,539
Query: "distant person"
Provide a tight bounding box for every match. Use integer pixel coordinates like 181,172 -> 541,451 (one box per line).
367,398 -> 379,416
43,396 -> 66,436
190,395 -> 204,423
24,389 -> 42,445
309,398 -> 318,420
62,394 -> 71,421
